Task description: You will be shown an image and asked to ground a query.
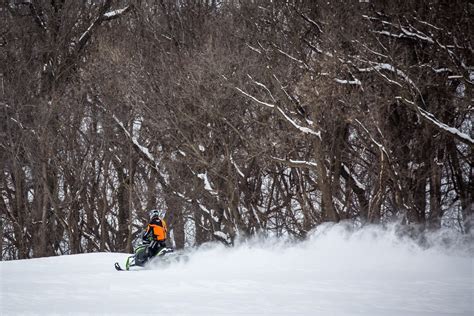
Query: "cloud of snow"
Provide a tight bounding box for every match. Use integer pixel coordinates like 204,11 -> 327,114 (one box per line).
147,222 -> 473,315
163,222 -> 473,278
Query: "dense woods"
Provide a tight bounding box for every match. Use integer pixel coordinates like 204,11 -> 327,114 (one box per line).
1,0 -> 472,260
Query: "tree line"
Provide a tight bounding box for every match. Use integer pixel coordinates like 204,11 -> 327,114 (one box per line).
1,0 -> 472,259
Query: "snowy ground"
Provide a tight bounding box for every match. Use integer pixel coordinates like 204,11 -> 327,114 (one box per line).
1,223 -> 473,315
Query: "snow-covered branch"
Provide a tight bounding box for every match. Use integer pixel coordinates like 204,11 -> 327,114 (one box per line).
108,112 -> 218,214
76,1 -> 131,52
354,119 -> 403,193
27,1 -> 47,31
303,38 -> 323,54
235,87 -> 275,108
334,78 -> 362,86
396,97 -> 474,146
230,156 -> 245,178
213,231 -> 232,245
197,172 -> 218,196
198,204 -> 220,223
358,62 -> 418,91
354,119 -> 384,150
400,26 -> 434,44
246,43 -> 262,54
236,87 -> 321,138
277,48 -> 304,64
372,28 -> 434,44
272,74 -> 299,105
98,104 -> 173,196
342,164 -> 366,191
366,14 -> 469,77
412,16 -> 443,31
272,157 -> 317,169
112,114 -> 156,164
247,74 -> 276,102
103,6 -> 131,20
276,107 -> 321,137
365,14 -> 435,44
298,12 -> 323,33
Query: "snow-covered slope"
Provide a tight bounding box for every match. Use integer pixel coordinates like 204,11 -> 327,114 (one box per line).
1,224 -> 473,315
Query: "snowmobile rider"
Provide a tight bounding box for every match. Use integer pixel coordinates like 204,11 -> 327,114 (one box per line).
142,210 -> 168,259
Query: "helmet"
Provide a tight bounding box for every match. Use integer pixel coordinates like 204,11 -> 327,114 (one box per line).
149,209 -> 161,221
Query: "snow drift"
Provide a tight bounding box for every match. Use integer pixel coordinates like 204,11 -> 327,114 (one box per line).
1,223 -> 472,315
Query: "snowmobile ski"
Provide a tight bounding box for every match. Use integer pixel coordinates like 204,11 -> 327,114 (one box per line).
114,262 -> 126,271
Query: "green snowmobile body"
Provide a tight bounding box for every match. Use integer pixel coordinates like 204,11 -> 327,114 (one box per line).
125,244 -> 174,270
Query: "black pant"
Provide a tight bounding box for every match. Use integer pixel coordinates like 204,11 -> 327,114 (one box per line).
147,240 -> 166,258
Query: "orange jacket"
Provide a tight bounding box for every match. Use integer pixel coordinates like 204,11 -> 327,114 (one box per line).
144,218 -> 167,241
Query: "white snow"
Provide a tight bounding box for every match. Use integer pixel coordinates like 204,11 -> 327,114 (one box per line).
213,231 -> 231,243
78,18 -> 98,43
358,63 -> 417,91
103,7 -> 129,19
197,172 -> 218,196
9,118 -> 24,129
198,204 -> 219,222
272,157 -> 318,169
334,78 -> 362,85
277,49 -> 304,64
247,74 -> 276,102
431,67 -> 452,74
400,27 -> 434,44
246,44 -> 262,54
1,223 -> 472,315
300,13 -> 323,33
276,107 -> 321,138
235,87 -> 276,108
343,164 -> 366,191
230,156 -> 245,178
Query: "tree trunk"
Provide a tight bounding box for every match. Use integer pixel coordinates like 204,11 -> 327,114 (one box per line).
194,205 -> 208,245
116,172 -> 129,252
165,195 -> 185,249
13,161 -> 27,259
428,158 -> 442,229
408,164 -> 428,226
316,156 -> 338,222
38,161 -> 49,257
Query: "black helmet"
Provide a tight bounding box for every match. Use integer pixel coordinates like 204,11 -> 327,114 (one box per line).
149,209 -> 161,221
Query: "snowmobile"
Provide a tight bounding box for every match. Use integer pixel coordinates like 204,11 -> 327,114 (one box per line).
114,242 -> 175,271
